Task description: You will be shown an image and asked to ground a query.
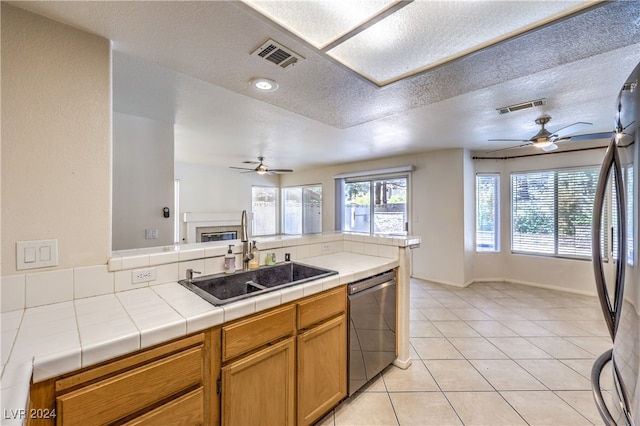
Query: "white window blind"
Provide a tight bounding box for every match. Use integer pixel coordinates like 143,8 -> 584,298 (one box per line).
252,186 -> 278,236
282,185 -> 322,235
511,166 -> 601,259
476,173 -> 499,252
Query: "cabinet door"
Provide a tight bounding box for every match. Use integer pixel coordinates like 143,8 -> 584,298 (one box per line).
221,337 -> 295,426
56,347 -> 203,426
297,314 -> 347,426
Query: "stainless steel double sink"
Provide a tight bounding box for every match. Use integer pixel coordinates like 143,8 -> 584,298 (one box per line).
178,262 -> 338,306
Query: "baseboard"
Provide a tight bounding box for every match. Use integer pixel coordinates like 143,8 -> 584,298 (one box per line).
393,357 -> 412,370
411,275 -> 599,298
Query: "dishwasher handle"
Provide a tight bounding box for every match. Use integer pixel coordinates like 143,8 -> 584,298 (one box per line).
348,270 -> 396,294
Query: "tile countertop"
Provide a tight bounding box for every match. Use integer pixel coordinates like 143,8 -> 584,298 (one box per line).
0,252 -> 398,424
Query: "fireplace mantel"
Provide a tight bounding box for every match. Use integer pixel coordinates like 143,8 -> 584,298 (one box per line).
183,212 -> 249,243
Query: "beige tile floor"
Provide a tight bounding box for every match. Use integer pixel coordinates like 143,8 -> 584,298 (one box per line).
317,279 -> 614,426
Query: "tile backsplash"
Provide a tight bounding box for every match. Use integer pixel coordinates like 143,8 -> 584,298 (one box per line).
1,233 -> 410,312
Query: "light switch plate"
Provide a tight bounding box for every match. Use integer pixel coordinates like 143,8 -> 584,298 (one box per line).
16,239 -> 59,270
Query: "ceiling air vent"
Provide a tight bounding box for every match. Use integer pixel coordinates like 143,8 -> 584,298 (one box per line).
496,98 -> 547,115
252,39 -> 304,70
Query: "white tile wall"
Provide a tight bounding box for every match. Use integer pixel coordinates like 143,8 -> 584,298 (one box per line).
25,269 -> 73,308
74,265 -> 114,299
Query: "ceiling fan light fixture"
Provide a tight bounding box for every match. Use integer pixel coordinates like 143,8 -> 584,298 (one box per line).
533,139 -> 553,148
250,77 -> 279,92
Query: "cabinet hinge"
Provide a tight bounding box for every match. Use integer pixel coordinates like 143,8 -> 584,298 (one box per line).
216,377 -> 222,395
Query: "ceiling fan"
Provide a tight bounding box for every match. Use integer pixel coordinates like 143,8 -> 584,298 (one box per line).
230,156 -> 293,175
488,116 -> 594,153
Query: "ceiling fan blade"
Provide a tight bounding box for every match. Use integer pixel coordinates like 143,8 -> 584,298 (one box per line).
553,122 -> 592,138
230,166 -> 256,171
242,161 -> 260,164
485,143 -> 531,153
267,169 -> 294,173
487,138 -> 529,142
541,143 -> 558,152
567,131 -> 614,141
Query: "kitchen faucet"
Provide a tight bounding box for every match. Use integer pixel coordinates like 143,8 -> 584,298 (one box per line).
240,209 -> 254,270
186,268 -> 201,283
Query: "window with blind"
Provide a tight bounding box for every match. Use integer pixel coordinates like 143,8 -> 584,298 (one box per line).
282,185 -> 322,234
476,173 -> 500,252
252,186 -> 278,236
511,166 -> 600,258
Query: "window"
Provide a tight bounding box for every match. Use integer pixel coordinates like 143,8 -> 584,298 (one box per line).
511,166 -> 600,258
341,176 -> 408,235
476,173 -> 499,252
252,186 -> 277,236
282,185 -> 322,234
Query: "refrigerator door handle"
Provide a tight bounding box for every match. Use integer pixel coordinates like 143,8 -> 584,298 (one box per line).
591,349 -> 616,426
592,137 -> 627,340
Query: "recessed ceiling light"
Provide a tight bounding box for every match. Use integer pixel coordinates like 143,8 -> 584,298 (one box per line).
250,78 -> 279,92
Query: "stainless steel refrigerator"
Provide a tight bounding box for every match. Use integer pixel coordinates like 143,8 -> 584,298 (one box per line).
591,62 -> 639,426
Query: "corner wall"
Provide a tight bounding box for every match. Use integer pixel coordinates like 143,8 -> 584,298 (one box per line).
1,4 -> 112,274
113,113 -> 174,250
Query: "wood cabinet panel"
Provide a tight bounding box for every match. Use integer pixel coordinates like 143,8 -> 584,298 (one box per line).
297,314 -> 347,426
122,387 -> 204,426
56,333 -> 204,393
221,337 -> 295,426
297,286 -> 346,330
56,347 -> 203,426
222,304 -> 295,361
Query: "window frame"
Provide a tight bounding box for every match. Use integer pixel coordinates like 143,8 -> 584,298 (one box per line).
337,172 -> 410,236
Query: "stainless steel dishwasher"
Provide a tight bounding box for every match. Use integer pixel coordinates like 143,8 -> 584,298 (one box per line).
347,270 -> 396,395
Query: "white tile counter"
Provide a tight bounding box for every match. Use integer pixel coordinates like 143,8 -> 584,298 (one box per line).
0,252 -> 399,424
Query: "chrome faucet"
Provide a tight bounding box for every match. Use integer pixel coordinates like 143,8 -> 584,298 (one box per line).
186,268 -> 201,283
240,209 -> 253,270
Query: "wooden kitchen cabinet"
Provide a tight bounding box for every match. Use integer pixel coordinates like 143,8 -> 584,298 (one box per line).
219,286 -> 347,426
221,337 -> 296,426
27,329 -> 219,426
297,314 -> 347,426
220,304 -> 296,425
296,287 -> 347,426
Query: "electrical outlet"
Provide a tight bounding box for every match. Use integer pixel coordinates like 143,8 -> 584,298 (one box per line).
321,243 -> 331,252
132,267 -> 157,284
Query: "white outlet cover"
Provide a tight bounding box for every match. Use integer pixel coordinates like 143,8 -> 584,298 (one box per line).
132,267 -> 157,284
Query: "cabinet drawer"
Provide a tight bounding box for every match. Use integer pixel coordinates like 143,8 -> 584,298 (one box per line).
297,286 -> 346,330
56,346 -> 203,426
122,387 -> 204,426
222,304 -> 296,361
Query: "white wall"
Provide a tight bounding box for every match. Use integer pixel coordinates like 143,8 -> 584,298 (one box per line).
174,162 -> 278,242
1,5 -> 112,274
280,149 -> 471,286
112,113 -> 175,250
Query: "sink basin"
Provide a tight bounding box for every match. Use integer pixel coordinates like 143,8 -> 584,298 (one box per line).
179,262 -> 337,306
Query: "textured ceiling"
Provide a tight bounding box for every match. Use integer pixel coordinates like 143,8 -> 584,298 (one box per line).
9,1 -> 640,170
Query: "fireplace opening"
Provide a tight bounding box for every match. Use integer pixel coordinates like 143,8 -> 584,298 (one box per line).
201,231 -> 238,242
